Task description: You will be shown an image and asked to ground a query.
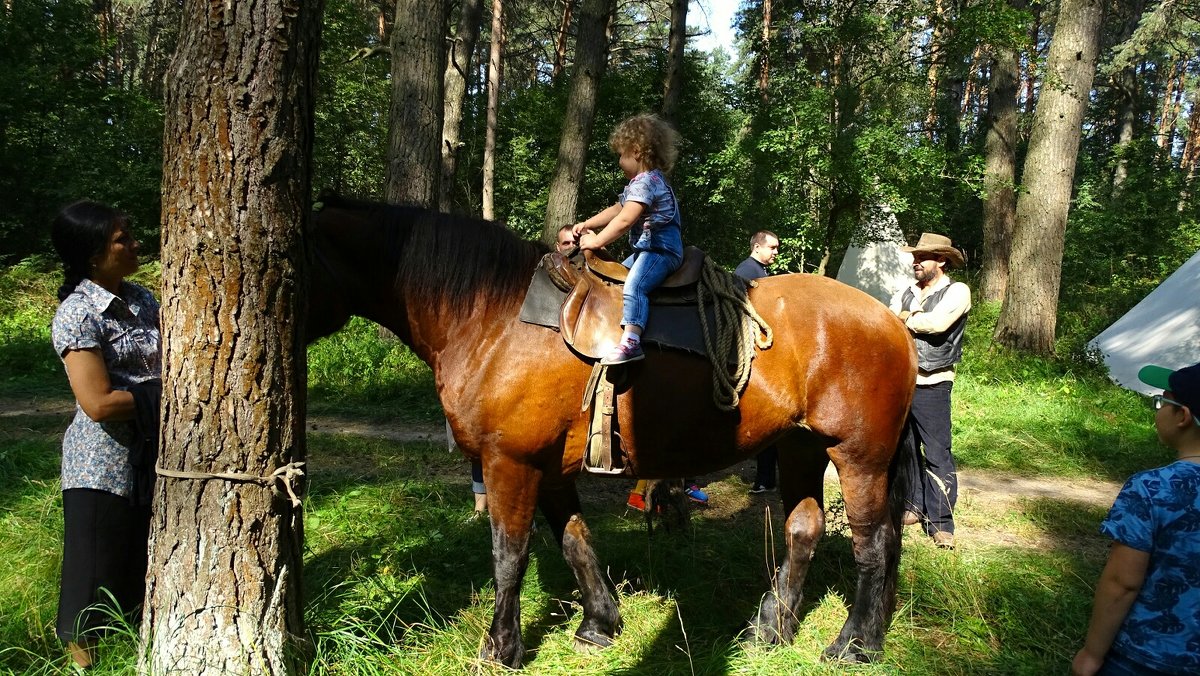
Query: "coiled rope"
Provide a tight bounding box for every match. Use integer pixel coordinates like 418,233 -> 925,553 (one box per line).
696,258 -> 773,410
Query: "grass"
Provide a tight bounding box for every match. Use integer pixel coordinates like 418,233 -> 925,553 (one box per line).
0,262 -> 1170,673
1,420 -> 1111,674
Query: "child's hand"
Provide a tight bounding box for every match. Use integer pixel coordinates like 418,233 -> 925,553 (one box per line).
578,232 -> 603,251
572,222 -> 592,237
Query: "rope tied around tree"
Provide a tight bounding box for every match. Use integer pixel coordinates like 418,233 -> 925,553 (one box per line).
696,257 -> 773,411
155,462 -> 306,508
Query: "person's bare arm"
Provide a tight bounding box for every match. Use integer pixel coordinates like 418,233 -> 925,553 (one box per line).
578,201 -> 646,251
62,348 -> 135,422
1071,543 -> 1150,676
572,203 -> 623,236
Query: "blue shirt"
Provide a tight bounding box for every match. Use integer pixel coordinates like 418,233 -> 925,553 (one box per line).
1101,461 -> 1200,673
51,278 -> 161,497
621,169 -> 683,257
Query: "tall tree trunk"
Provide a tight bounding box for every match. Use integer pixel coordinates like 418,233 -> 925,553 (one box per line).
758,0 -> 772,103
994,0 -> 1104,354
661,0 -> 687,122
482,0 -> 504,220
1110,0 -> 1145,192
142,1 -> 322,673
1158,61 -> 1188,153
979,34 -> 1020,303
440,0 -> 485,213
1020,3 -> 1041,116
923,0 -> 946,139
542,0 -> 614,242
1178,88 -> 1200,210
386,0 -> 446,207
552,0 -> 574,80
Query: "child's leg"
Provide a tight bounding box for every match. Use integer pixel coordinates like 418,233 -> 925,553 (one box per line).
621,251 -> 680,332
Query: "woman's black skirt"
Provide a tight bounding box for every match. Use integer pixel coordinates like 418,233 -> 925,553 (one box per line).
56,488 -> 151,642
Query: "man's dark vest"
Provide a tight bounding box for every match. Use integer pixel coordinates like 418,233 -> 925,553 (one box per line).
901,283 -> 968,372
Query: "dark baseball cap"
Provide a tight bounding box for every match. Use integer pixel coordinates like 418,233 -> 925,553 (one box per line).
1138,363 -> 1200,414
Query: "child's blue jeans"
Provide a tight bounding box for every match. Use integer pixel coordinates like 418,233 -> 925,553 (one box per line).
622,249 -> 682,329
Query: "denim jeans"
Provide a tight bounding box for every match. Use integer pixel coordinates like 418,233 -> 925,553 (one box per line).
621,250 -> 682,329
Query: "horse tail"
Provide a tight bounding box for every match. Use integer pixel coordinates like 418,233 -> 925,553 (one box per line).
887,416 -> 916,531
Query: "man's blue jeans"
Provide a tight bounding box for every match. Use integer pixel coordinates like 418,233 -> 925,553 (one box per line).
621,250 -> 681,329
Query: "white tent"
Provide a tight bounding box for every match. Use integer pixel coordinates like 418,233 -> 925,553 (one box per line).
835,206 -> 914,305
1088,249 -> 1200,394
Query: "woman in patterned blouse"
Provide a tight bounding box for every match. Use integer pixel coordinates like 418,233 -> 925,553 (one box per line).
50,201 -> 161,669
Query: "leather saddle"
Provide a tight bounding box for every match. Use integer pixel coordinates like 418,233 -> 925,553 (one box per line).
545,247 -> 708,360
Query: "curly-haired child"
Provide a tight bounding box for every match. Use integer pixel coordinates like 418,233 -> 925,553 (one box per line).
572,113 -> 683,365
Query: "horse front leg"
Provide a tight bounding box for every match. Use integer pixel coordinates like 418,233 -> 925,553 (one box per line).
749,440 -> 827,643
539,484 -> 622,652
479,456 -> 541,668
821,454 -> 899,664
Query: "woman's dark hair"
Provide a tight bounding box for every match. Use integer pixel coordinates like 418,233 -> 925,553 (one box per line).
51,201 -> 126,301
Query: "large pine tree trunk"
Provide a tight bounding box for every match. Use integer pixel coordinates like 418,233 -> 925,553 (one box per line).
661,0 -> 687,122
440,0 -> 485,213
541,0 -> 613,242
142,1 -> 323,673
979,36 -> 1020,303
993,0 -> 1104,354
482,0 -> 504,220
386,0 -> 446,207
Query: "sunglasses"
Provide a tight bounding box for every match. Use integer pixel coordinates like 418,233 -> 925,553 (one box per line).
1153,395 -> 1200,425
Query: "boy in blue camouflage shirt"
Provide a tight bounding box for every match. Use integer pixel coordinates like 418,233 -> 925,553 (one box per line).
1073,362 -> 1200,676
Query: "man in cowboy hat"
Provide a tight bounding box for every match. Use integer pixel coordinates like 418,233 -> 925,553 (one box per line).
889,232 -> 971,549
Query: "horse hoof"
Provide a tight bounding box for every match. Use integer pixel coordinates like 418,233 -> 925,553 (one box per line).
821,639 -> 877,664
478,641 -> 524,669
574,625 -> 616,653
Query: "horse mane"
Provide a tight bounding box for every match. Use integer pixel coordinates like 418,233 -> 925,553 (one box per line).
317,192 -> 547,313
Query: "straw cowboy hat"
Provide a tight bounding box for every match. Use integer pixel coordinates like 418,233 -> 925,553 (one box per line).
902,232 -> 965,268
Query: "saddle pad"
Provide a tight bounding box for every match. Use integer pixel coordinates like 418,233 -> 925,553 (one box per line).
519,266 -> 719,359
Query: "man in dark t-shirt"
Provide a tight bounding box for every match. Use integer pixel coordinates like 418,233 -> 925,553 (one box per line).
735,230 -> 780,494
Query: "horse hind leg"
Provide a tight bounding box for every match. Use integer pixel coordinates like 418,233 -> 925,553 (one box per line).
749,496 -> 825,644
538,485 -> 621,652
822,443 -> 902,664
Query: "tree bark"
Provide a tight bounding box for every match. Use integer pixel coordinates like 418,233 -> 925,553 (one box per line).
386,0 -> 446,207
552,0 -> 575,80
758,0 -> 772,103
142,1 -> 322,673
994,0 -> 1104,354
541,0 -> 613,242
660,0 -> 687,122
440,0 -> 485,213
923,0 -> 947,139
1020,3 -> 1041,116
979,33 -> 1020,303
1157,58 -> 1187,152
482,0 -> 504,220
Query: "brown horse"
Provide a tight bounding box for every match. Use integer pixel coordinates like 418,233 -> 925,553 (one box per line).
305,195 -> 918,667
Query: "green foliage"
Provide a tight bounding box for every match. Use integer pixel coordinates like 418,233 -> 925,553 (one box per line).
312,0 -> 392,199
307,317 -> 442,422
0,0 -> 163,264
